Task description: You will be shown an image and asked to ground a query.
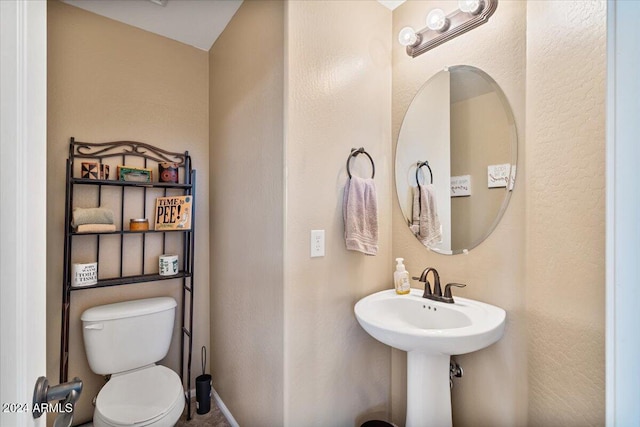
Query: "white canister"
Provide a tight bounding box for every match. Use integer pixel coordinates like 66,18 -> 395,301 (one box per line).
159,254 -> 179,276
73,262 -> 98,287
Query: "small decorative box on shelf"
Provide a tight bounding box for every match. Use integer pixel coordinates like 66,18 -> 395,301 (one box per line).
117,165 -> 153,182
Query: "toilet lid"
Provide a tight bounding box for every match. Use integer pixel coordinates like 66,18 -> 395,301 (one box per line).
96,365 -> 183,425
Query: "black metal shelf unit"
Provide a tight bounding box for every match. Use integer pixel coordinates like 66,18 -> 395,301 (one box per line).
60,138 -> 196,420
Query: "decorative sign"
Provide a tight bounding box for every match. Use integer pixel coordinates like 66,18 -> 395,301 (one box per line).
451,175 -> 471,197
487,163 -> 511,188
73,262 -> 98,287
155,195 -> 192,230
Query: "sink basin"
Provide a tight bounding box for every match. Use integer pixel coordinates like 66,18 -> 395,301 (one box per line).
354,288 -> 506,427
354,288 -> 505,355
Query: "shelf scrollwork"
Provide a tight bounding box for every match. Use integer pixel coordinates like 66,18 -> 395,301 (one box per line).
72,139 -> 188,167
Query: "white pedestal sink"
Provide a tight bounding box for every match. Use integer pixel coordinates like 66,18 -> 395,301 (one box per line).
354,288 -> 506,427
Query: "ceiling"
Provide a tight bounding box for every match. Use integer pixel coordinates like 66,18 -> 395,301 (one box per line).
62,0 -> 407,51
62,0 -> 243,51
377,0 -> 407,11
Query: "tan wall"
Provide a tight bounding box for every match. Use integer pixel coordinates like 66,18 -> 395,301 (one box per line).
208,1 -> 285,425
392,1 -> 527,426
525,1 -> 606,425
284,1 -> 392,425
450,91 -> 511,250
47,2 -> 210,424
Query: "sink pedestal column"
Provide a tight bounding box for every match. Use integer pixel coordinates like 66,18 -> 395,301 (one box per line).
406,352 -> 452,427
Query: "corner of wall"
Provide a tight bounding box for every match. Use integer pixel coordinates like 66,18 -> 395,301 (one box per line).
208,1 -> 285,425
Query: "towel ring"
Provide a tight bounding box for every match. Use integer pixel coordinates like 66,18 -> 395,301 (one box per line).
346,147 -> 375,179
416,160 -> 433,186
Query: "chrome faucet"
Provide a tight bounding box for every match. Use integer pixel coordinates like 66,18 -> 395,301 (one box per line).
412,267 -> 466,303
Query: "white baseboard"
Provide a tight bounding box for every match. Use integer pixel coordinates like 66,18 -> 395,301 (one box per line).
186,387 -> 239,427
212,386 -> 239,427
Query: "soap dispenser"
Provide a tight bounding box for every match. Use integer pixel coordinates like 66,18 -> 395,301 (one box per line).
394,258 -> 411,295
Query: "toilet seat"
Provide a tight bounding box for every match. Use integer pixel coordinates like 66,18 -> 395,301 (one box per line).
94,365 -> 184,427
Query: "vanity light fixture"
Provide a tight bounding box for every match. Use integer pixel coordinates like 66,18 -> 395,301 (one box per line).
399,0 -> 497,57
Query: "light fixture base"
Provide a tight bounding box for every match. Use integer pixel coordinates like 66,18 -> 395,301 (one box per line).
405,0 -> 497,58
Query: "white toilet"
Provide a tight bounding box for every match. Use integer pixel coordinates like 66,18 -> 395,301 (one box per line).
81,297 -> 185,427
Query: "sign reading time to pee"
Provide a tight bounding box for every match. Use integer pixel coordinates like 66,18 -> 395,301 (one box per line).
155,195 -> 192,230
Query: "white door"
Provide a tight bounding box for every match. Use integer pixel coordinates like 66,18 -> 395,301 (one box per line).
606,1 -> 640,425
1,1 -> 48,426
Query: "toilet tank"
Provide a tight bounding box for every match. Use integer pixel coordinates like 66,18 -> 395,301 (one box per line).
81,297 -> 177,375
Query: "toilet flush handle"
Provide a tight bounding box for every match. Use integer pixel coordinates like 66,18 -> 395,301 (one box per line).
84,323 -> 103,330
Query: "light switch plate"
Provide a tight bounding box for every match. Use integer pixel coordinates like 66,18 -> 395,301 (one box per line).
311,230 -> 325,257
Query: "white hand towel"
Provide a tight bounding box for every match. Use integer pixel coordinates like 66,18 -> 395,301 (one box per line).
343,176 -> 378,255
410,186 -> 421,235
418,184 -> 442,246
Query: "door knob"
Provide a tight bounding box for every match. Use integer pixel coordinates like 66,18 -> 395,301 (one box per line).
32,376 -> 82,427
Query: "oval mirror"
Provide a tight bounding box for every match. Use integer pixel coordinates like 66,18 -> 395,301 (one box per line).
395,65 -> 517,255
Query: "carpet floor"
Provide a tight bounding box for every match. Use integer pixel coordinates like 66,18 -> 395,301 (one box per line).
176,397 -> 231,427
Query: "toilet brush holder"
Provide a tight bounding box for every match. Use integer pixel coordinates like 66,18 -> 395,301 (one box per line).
195,374 -> 211,415
196,346 -> 211,415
